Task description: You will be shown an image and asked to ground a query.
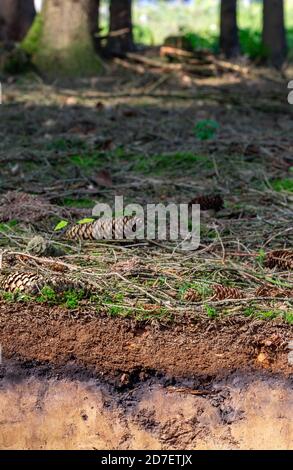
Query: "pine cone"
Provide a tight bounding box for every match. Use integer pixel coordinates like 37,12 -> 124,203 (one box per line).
189,194 -> 224,212
211,284 -> 244,301
26,236 -> 66,257
265,250 -> 293,270
26,236 -> 48,255
48,275 -> 89,294
0,272 -> 43,294
66,216 -> 143,241
46,262 -> 69,273
0,271 -> 90,295
183,288 -> 201,302
65,222 -> 96,241
255,285 -> 293,298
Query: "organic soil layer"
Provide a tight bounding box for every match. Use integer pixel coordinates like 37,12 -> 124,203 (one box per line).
0,301 -> 292,380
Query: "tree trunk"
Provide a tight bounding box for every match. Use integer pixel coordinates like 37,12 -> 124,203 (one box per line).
106,0 -> 134,57
35,0 -> 101,76
88,0 -> 101,51
0,0 -> 36,42
220,0 -> 240,58
263,0 -> 287,68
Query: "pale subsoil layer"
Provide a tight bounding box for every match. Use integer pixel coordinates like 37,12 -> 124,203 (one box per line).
0,368 -> 292,450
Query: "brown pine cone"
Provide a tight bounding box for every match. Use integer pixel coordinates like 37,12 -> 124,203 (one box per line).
48,275 -> 90,294
66,216 -> 143,241
255,285 -> 293,298
0,271 -> 90,295
65,222 -> 96,241
189,194 -> 224,212
0,272 -> 43,294
183,288 -> 201,302
265,250 -> 293,271
211,284 -> 244,301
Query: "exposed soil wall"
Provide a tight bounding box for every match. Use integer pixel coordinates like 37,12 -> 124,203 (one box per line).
0,301 -> 292,450
0,367 -> 292,450
0,301 -> 292,380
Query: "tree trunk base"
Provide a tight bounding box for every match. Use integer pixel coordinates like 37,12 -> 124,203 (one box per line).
34,0 -> 101,77
34,43 -> 101,77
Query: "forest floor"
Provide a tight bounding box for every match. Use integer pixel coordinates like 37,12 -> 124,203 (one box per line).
0,59 -> 292,388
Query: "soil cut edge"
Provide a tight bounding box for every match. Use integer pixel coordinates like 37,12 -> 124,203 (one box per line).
0,300 -> 292,383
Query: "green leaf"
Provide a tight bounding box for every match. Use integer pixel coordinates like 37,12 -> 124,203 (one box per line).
54,220 -> 69,231
78,218 -> 95,225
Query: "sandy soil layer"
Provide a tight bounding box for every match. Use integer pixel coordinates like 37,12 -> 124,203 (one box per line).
0,364 -> 292,450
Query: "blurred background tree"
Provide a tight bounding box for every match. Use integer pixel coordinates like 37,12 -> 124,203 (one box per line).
0,0 -> 35,42
106,0 -> 134,56
263,0 -> 287,67
220,0 -> 240,58
0,0 -> 291,74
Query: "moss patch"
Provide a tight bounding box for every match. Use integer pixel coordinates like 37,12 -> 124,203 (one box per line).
34,41 -> 101,77
22,14 -> 44,56
271,178 -> 293,193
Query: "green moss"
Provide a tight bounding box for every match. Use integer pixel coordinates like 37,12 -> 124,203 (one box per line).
132,152 -> 213,175
0,290 -> 34,303
179,282 -> 212,300
0,291 -> 16,302
137,306 -> 170,321
238,28 -> 266,59
200,225 -> 218,240
70,148 -> 213,177
182,31 -> 218,52
204,304 -> 218,319
284,312 -> 293,324
36,286 -> 86,308
22,14 -> 44,56
107,304 -> 128,317
244,306 -> 293,323
0,220 -> 18,233
243,306 -> 255,317
256,310 -> 279,320
35,41 -> 101,77
63,290 -> 85,309
1,46 -> 31,74
63,198 -> 94,209
194,119 -> 219,141
70,153 -> 102,169
0,286 -> 87,309
256,248 -> 266,267
271,178 -> 293,193
36,286 -> 57,304
46,138 -> 87,152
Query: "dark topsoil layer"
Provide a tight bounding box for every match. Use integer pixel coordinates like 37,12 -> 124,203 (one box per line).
0,300 -> 292,386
